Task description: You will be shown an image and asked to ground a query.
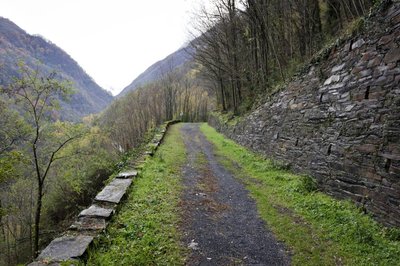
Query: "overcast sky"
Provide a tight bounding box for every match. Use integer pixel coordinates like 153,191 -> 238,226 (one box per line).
1,0 -> 206,95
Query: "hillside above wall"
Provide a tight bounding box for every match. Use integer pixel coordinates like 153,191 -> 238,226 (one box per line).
118,45 -> 194,97
0,17 -> 113,121
209,1 -> 400,227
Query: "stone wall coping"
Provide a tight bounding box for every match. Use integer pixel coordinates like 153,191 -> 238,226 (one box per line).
28,120 -> 179,265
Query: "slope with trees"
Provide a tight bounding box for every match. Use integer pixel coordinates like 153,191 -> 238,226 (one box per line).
118,46 -> 195,97
0,65 -> 117,265
191,0 -> 376,114
102,63 -> 212,152
0,17 -> 113,121
0,52 -> 212,266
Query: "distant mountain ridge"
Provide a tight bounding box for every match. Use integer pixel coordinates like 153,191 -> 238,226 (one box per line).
0,17 -> 113,121
118,45 -> 194,97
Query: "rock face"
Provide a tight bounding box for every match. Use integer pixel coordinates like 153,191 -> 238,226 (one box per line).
209,3 -> 400,227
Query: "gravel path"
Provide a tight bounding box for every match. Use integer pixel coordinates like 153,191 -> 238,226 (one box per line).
180,123 -> 290,266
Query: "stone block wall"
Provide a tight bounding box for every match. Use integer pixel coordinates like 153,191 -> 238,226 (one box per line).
209,2 -> 400,227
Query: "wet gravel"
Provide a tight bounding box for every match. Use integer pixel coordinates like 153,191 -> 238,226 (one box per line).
180,123 -> 290,266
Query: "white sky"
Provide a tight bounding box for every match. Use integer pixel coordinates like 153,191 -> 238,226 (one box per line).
1,0 -> 207,95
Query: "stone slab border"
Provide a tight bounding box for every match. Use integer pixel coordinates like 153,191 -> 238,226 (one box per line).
29,120 -> 179,265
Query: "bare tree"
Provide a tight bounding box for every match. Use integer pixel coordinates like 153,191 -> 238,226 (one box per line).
190,0 -> 374,114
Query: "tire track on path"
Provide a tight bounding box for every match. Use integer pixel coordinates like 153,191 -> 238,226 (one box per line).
180,123 -> 289,265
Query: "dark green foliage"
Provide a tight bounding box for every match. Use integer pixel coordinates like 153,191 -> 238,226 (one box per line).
298,176 -> 318,193
383,227 -> 400,242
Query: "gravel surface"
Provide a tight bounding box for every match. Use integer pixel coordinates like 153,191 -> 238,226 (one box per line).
180,123 -> 290,266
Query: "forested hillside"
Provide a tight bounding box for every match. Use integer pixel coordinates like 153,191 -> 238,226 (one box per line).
0,17 -> 116,265
0,17 -> 113,121
118,0 -> 379,128
191,0 -> 377,113
209,0 -> 400,226
118,46 -> 194,97
0,65 -> 117,264
103,60 -> 212,152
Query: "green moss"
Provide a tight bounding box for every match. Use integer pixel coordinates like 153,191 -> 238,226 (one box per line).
210,111 -> 242,126
200,123 -> 400,265
87,124 -> 187,265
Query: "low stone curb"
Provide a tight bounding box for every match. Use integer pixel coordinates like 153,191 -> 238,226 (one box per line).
28,120 -> 179,265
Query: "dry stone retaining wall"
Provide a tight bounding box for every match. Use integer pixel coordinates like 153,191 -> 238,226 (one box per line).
209,2 -> 400,227
29,120 -> 179,265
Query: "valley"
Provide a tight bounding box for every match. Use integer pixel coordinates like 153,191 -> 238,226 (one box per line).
1,0 -> 399,265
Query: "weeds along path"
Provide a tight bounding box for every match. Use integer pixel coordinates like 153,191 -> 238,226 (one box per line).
87,124 -> 187,265
180,123 -> 289,265
87,123 -> 399,265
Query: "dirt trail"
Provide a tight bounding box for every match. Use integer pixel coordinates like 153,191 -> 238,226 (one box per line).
180,123 -> 289,266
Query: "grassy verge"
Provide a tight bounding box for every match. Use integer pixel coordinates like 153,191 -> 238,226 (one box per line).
200,123 -> 400,265
87,124 -> 187,265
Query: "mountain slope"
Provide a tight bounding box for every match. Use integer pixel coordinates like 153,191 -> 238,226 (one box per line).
0,17 -> 113,121
118,45 -> 194,97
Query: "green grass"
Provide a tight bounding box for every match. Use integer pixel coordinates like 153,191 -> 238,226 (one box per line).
87,124 -> 187,265
200,123 -> 400,266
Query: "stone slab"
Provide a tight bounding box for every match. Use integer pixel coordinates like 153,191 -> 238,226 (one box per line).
37,235 -> 93,261
79,205 -> 114,218
95,178 -> 132,204
116,170 -> 138,179
70,217 -> 107,231
28,262 -> 63,266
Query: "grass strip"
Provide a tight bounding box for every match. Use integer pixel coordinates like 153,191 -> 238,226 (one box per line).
87,124 -> 186,265
200,123 -> 400,266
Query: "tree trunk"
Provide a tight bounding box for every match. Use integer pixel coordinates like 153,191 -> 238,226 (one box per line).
34,179 -> 42,257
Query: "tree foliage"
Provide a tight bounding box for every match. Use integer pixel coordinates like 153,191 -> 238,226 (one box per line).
102,67 -> 212,152
0,64 -> 117,265
4,63 -> 82,256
